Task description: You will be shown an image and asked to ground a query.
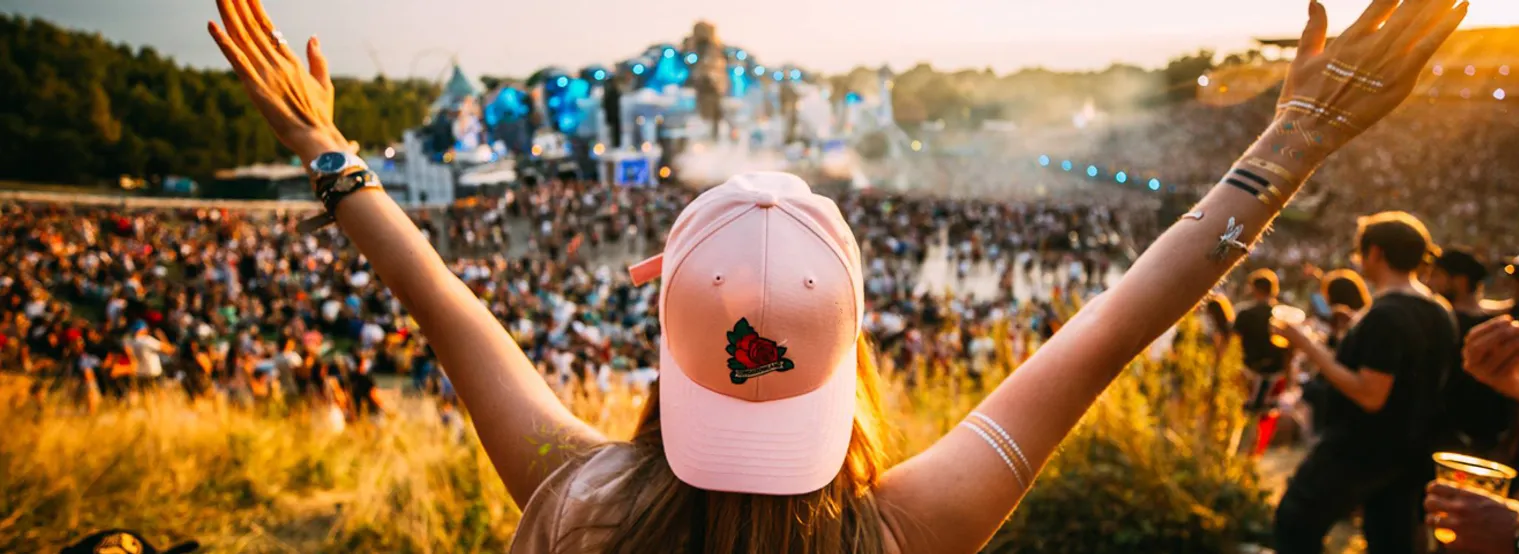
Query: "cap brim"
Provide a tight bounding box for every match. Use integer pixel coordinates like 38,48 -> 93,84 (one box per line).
659,340 -> 856,496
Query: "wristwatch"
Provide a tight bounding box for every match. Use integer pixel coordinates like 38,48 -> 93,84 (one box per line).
309,151 -> 368,180
298,151 -> 380,233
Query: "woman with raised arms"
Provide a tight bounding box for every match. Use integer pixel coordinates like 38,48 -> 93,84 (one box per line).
206,0 -> 1465,551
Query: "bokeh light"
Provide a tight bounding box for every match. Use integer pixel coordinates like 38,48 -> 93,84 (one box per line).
1116,171 -> 1127,184
1038,155 -> 1050,167
1148,178 -> 1161,191
1197,75 -> 1210,87
1061,160 -> 1072,171
1496,89 -> 1507,101
1086,165 -> 1098,177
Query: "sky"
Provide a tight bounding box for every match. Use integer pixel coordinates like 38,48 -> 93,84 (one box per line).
3,0 -> 1516,80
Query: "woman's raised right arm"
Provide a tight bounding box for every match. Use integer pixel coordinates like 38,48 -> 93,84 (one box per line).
877,1 -> 1467,552
207,0 -> 603,506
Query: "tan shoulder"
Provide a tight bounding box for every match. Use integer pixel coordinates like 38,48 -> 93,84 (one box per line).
510,444 -> 640,553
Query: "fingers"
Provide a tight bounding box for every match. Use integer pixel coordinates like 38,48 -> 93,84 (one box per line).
208,22 -> 264,88
1298,0 -> 1330,58
248,0 -> 300,65
1406,1 -> 1468,63
1466,317 -> 1519,370
1343,0 -> 1400,39
1467,316 -> 1516,350
307,37 -> 334,93
232,0 -> 283,68
1426,512 -> 1461,530
214,0 -> 263,70
1477,333 -> 1519,378
1426,482 -> 1464,501
1379,0 -> 1441,39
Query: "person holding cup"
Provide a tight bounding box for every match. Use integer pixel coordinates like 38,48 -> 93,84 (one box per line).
1232,269 -> 1295,457
1421,315 -> 1519,553
1274,212 -> 1461,553
1424,481 -> 1519,554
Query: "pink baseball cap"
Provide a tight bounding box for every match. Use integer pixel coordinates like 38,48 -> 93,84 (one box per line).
628,172 -> 864,495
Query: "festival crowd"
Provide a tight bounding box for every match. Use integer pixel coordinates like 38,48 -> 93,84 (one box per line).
0,177 -> 1132,421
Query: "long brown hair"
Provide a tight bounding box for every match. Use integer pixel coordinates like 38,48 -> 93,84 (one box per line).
560,336 -> 893,554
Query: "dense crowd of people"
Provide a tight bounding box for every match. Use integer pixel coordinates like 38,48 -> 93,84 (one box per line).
0,177 -> 1138,420
1085,97 -> 1519,272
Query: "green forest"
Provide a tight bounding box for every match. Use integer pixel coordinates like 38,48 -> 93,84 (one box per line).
0,15 -> 438,186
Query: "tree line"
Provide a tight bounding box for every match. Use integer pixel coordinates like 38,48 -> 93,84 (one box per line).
0,14 -> 1226,186
0,15 -> 437,186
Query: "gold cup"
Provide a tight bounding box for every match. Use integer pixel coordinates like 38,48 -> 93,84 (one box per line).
1431,452 -> 1516,544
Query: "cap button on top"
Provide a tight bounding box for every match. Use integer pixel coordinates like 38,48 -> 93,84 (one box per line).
755,191 -> 779,208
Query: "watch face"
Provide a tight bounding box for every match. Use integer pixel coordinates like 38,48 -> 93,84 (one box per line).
314,152 -> 349,174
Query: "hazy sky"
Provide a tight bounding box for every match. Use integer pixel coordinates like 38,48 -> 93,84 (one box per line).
3,0 -> 1515,79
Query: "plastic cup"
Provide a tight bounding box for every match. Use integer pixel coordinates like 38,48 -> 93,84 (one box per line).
1431,452 -> 1516,544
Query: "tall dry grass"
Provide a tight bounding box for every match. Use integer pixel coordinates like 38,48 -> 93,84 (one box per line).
1,315 -> 1272,553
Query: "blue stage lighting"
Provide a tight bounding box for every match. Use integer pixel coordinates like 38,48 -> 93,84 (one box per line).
556,76 -> 569,88
773,71 -> 784,81
664,49 -> 675,58
632,64 -> 645,75
1116,171 -> 1127,183
593,70 -> 606,81
685,53 -> 698,64
736,51 -> 748,61
1086,165 -> 1098,177
1038,155 -> 1050,166
755,66 -> 765,76
1148,178 -> 1161,191
789,69 -> 802,81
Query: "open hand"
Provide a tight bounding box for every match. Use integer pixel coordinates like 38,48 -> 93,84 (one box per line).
1464,316 -> 1519,400
1278,0 -> 1467,156
208,0 -> 348,164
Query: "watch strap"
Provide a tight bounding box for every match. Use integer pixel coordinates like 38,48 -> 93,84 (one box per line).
299,169 -> 380,233
296,211 -> 336,234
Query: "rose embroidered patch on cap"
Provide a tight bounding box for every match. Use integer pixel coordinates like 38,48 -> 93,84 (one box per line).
725,318 -> 795,384
626,172 -> 865,496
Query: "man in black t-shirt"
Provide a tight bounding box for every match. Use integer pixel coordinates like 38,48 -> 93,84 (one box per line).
1234,269 -> 1293,457
1234,269 -> 1291,408
1274,212 -> 1460,554
1427,248 -> 1512,455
